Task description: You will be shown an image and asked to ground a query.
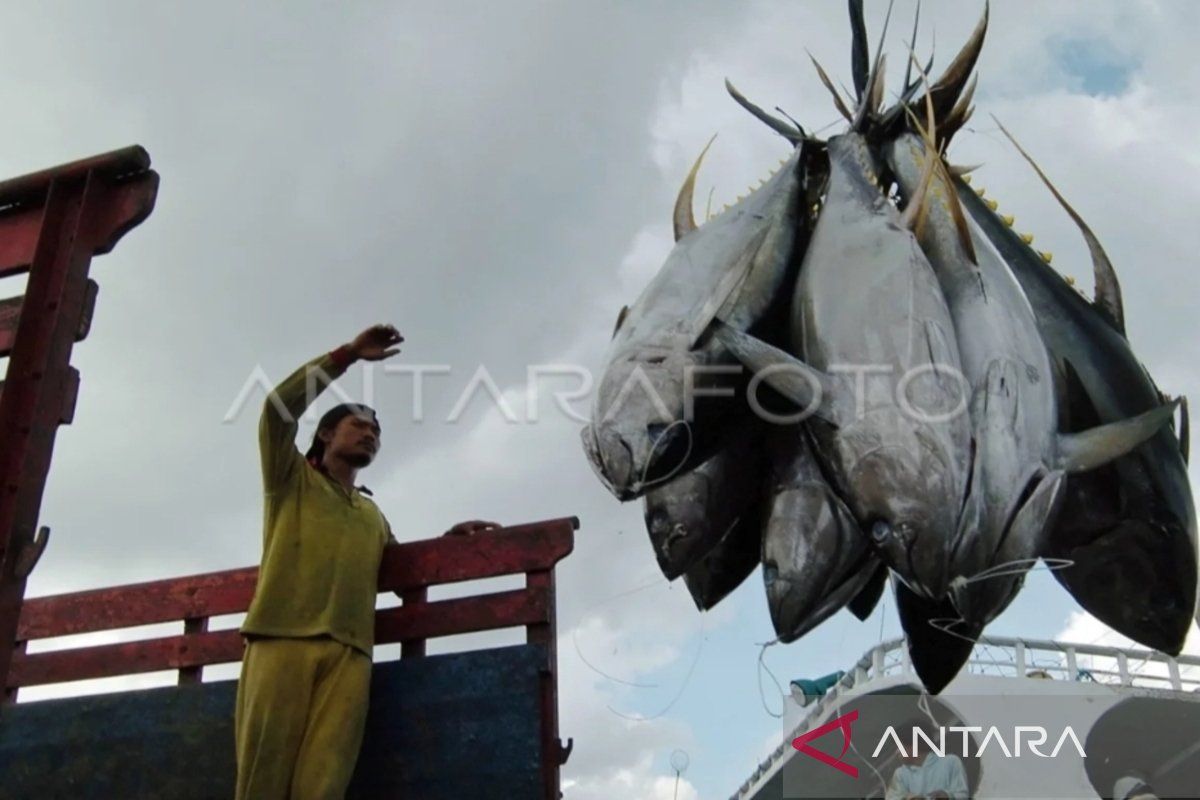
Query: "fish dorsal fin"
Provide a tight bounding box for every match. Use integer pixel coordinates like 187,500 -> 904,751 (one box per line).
940,73 -> 977,146
993,116 -> 1126,335
725,79 -> 804,143
851,0 -> 895,131
901,0 -> 922,92
919,2 -> 988,124
673,135 -> 717,241
611,305 -> 629,339
808,53 -> 854,123
899,54 -> 939,234
1180,396 -> 1190,465
848,0 -> 870,101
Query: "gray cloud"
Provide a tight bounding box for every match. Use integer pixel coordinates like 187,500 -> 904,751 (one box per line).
6,2 -> 1200,797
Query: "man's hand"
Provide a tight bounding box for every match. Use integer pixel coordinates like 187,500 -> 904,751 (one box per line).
348,324 -> 403,362
443,520 -> 501,537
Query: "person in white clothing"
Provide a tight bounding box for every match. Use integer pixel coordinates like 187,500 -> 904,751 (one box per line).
885,718 -> 969,800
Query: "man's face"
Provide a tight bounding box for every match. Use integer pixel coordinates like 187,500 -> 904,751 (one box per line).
323,411 -> 381,468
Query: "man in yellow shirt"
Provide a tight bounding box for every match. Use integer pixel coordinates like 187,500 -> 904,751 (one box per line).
234,323 -> 497,799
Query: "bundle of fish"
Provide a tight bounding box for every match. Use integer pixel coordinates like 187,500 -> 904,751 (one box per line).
581,1 -> 1197,693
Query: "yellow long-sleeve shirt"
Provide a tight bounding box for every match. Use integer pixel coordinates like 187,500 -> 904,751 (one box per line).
240,349 -> 391,657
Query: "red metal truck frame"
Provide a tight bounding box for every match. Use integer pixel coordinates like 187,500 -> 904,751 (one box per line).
0,147 -> 159,696
0,147 -> 574,799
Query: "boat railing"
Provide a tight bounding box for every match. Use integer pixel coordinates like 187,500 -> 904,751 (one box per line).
735,634 -> 1200,798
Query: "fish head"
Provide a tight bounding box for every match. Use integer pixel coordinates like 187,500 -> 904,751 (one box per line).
643,461 -> 728,578
762,483 -> 857,636
583,343 -> 705,500
836,412 -> 963,598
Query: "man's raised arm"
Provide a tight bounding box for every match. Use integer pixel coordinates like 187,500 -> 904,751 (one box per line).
259,324 -> 403,493
259,346 -> 356,492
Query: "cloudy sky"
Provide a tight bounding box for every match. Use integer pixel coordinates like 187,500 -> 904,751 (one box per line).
4,1 -> 1200,797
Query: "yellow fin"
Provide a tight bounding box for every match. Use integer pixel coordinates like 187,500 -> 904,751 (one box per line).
612,305 -> 630,338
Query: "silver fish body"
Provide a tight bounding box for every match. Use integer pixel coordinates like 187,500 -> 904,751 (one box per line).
583,145 -> 806,500
682,511 -> 763,612
957,177 -> 1198,654
794,133 -> 971,598
762,425 -> 879,642
886,133 -> 1059,625
642,420 -> 767,580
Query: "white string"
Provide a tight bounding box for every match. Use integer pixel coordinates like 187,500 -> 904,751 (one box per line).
917,692 -> 941,731
926,615 -> 980,644
926,557 -> 1078,646
889,567 -> 920,595
962,556 -> 1074,584
606,615 -> 706,722
630,419 -> 695,495
578,419 -> 697,715
756,638 -> 786,719
877,586 -> 888,643
847,718 -> 891,798
570,572 -> 668,689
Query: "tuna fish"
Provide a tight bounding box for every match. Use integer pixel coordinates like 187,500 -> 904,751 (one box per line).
885,132 -> 1175,656
762,424 -> 881,642
718,129 -> 973,599
682,512 -> 763,612
954,134 -> 1197,654
582,139 -> 808,501
642,418 -> 768,580
581,0 -> 1197,693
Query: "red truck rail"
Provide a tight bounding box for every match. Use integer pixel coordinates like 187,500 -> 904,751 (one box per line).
0,147 -> 577,799
0,147 -> 159,697
7,517 -> 577,795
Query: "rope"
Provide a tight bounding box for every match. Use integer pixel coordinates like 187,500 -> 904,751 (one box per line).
756,638 -> 786,719
606,615 -> 706,722
630,419 -> 695,495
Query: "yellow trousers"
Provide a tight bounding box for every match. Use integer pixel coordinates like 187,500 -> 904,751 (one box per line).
234,636 -> 372,800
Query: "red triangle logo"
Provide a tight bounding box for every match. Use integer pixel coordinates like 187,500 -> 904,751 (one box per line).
791,709 -> 859,778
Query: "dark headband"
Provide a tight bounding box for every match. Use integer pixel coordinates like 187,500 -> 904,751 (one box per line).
304,403 -> 379,462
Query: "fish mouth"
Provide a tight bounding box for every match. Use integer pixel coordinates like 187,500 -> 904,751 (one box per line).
648,511 -> 692,579
764,568 -> 813,628
635,422 -> 693,490
583,419 -> 695,501
765,559 -> 847,643
581,424 -> 636,500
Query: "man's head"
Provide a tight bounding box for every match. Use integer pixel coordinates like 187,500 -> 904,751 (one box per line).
1114,773 -> 1157,800
306,403 -> 381,469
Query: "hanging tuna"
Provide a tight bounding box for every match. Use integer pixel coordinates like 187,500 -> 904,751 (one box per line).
580,0 -> 1195,693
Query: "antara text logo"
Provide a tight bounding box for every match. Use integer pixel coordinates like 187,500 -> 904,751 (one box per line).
790,709 -> 1087,777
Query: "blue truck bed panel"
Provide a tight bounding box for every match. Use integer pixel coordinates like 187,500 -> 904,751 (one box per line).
0,643 -> 546,799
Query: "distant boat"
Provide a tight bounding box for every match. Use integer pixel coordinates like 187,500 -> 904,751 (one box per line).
732,636 -> 1200,799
